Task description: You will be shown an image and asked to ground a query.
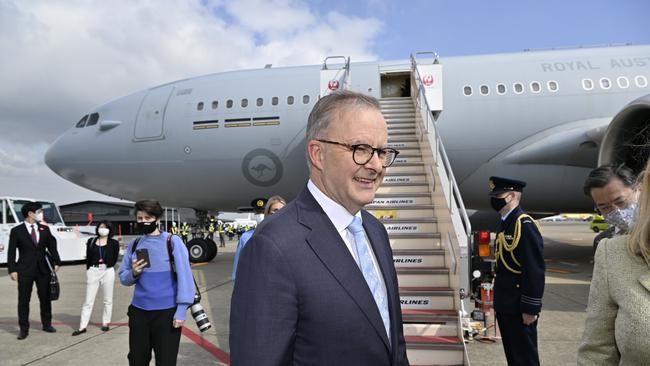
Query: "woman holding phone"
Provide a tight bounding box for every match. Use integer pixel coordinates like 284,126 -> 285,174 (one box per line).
72,221 -> 120,336
119,200 -> 195,366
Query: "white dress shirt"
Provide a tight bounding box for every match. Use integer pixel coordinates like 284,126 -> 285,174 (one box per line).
24,221 -> 40,243
307,180 -> 389,305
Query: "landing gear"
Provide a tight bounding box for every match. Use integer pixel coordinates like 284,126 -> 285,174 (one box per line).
187,238 -> 209,263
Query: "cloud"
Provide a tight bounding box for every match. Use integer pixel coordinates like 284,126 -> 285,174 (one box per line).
0,0 -> 382,204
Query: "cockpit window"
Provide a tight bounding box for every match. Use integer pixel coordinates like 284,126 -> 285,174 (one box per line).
75,115 -> 89,128
86,113 -> 100,127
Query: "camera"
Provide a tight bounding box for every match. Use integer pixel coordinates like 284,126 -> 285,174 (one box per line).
190,292 -> 211,332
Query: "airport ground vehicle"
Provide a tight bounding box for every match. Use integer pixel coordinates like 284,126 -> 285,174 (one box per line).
590,215 -> 610,232
0,197 -> 89,264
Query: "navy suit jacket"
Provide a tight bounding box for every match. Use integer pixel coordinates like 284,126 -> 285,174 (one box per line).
230,187 -> 409,366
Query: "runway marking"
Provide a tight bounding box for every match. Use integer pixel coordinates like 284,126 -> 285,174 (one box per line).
546,268 -> 573,274
0,320 -> 231,364
558,261 -> 579,267
191,262 -> 209,267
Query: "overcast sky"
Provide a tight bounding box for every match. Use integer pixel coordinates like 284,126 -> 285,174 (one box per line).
1,0 -> 649,206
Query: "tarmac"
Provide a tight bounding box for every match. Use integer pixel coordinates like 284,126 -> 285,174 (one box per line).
0,222 -> 595,365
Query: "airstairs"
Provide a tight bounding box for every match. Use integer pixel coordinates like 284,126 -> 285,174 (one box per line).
366,53 -> 472,365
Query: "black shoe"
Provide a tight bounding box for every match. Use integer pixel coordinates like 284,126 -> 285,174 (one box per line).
101,326 -> 109,332
17,330 -> 28,340
42,325 -> 57,333
72,328 -> 86,336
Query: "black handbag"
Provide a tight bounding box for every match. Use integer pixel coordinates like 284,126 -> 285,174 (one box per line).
45,252 -> 60,301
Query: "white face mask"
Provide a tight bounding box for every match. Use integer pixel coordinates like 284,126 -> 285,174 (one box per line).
34,212 -> 44,222
98,228 -> 110,237
604,202 -> 638,233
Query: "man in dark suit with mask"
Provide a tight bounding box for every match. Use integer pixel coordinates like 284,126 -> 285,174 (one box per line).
489,176 -> 545,366
8,201 -> 61,340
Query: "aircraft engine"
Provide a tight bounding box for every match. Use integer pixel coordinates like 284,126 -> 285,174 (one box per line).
599,94 -> 650,175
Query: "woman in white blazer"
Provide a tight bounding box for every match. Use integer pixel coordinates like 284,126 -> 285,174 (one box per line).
577,160 -> 650,365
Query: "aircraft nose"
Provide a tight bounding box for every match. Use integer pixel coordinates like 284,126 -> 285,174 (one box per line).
45,135 -> 66,175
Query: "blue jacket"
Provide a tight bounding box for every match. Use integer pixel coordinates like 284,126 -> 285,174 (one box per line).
230,188 -> 409,365
119,232 -> 195,320
232,229 -> 255,280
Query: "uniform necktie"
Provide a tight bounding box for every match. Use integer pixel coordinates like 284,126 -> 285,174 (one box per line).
30,225 -> 38,245
347,216 -> 390,342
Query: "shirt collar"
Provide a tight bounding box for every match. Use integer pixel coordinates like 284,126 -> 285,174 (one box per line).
307,180 -> 362,233
501,206 -> 517,221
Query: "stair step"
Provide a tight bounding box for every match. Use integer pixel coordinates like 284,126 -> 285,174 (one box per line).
382,173 -> 427,185
399,287 -> 455,310
388,165 -> 425,174
402,309 -> 458,323
381,107 -> 414,114
372,192 -> 433,206
406,336 -> 464,366
392,249 -> 445,268
366,205 -> 435,219
397,267 -> 450,287
388,135 -> 418,143
381,218 -> 437,235
390,233 -> 442,250
388,130 -> 417,137
377,183 -> 430,194
403,322 -> 458,337
387,140 -> 420,149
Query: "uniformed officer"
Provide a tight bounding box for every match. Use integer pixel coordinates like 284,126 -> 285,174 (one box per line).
489,176 -> 545,366
170,221 -> 179,235
217,221 -> 226,247
181,222 -> 190,244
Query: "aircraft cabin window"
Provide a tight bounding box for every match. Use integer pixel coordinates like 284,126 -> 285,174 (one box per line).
463,86 -> 472,96
86,112 -> 100,126
287,96 -> 295,105
496,84 -> 506,95
303,95 -> 310,104
197,102 -> 204,111
548,81 -> 559,92
241,99 -> 249,108
257,98 -> 263,107
227,99 -> 233,109
582,79 -> 594,91
212,101 -> 218,109
272,97 -> 279,106
75,115 -> 89,128
513,83 -> 524,94
480,85 -> 489,95
530,82 -> 541,93
617,76 -> 630,89
635,75 -> 648,88
600,78 -> 611,90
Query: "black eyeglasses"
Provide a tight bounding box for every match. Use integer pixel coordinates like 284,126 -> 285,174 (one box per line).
317,139 -> 400,168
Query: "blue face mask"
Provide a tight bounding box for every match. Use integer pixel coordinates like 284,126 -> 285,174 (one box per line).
604,202 -> 638,233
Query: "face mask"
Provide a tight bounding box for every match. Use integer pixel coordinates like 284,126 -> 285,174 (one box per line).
137,221 -> 158,235
490,197 -> 508,212
604,202 -> 638,233
98,228 -> 110,237
34,212 -> 44,222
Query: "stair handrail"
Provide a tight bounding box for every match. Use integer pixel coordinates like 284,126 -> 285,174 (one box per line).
410,54 -> 471,238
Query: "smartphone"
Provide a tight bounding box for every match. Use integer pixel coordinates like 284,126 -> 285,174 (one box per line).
135,249 -> 151,268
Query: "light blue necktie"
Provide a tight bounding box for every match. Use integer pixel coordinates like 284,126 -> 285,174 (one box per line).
348,216 -> 390,342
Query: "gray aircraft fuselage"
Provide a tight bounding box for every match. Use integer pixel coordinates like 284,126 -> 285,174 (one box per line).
45,45 -> 650,212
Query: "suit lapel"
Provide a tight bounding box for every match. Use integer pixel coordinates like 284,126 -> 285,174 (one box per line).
297,189 -> 391,350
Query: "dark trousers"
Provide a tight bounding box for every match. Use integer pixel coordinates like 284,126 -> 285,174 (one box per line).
128,305 -> 182,366
17,272 -> 52,330
497,312 -> 539,366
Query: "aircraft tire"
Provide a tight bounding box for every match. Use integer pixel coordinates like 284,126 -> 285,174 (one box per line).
205,239 -> 218,262
592,227 -> 599,233
187,238 -> 209,263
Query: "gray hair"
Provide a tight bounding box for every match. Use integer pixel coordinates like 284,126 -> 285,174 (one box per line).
305,91 -> 381,167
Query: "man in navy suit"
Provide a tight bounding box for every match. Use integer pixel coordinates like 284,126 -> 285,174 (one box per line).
8,201 -> 61,340
230,90 -> 409,365
489,176 -> 545,366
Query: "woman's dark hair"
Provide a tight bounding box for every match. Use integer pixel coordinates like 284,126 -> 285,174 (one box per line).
95,220 -> 114,238
21,201 -> 42,218
583,164 -> 637,196
134,200 -> 163,219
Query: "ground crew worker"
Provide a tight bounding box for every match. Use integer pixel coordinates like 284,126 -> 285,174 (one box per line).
206,217 -> 216,240
217,221 -> 226,247
170,222 -> 179,235
488,176 -> 545,366
181,222 -> 190,244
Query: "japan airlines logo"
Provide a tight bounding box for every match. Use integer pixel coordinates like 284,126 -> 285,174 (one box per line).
422,75 -> 434,87
328,80 -> 339,91
242,149 -> 283,187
